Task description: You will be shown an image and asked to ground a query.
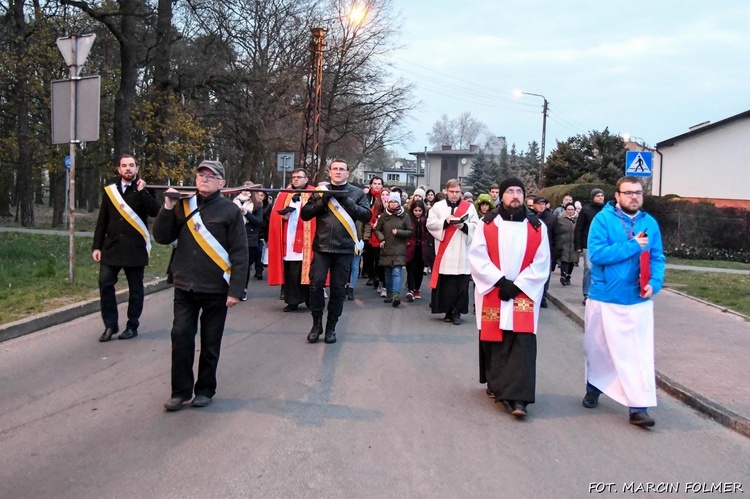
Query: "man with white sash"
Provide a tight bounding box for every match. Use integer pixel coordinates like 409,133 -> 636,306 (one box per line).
154,160 -> 248,412
92,154 -> 161,342
469,177 -> 550,419
300,160 -> 371,344
582,176 -> 665,427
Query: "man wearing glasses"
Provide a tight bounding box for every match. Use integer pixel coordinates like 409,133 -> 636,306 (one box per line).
268,168 -> 316,312
582,176 -> 665,428
300,160 -> 371,344
154,160 -> 248,411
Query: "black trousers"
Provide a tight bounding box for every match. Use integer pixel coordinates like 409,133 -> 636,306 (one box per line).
406,250 -> 424,291
170,288 -> 228,399
308,251 -> 351,320
283,260 -> 310,306
245,246 -> 259,286
99,264 -> 145,331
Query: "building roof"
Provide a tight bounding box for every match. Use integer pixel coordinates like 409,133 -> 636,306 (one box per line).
656,109 -> 750,148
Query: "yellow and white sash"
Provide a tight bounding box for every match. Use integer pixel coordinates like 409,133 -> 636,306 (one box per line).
182,197 -> 231,283
104,184 -> 151,255
317,185 -> 364,254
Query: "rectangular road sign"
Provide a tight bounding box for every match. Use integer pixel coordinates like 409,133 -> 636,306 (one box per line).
51,76 -> 101,144
277,152 -> 295,172
625,151 -> 653,178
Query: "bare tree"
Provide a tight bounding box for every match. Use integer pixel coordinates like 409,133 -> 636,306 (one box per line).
428,112 -> 487,150
427,114 -> 456,149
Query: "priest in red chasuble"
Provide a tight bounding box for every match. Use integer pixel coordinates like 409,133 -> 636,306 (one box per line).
469,178 -> 550,419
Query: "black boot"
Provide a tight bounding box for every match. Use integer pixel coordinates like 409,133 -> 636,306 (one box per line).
324,317 -> 338,344
307,314 -> 323,343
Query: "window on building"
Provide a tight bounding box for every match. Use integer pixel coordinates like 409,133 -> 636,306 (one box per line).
386,174 -> 399,182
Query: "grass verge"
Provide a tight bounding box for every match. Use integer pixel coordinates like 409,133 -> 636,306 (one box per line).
0,233 -> 171,325
664,269 -> 750,317
667,257 -> 750,271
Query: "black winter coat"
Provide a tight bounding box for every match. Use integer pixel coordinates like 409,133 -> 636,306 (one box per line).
574,202 -> 605,250
300,182 -> 371,254
92,182 -> 161,267
153,191 -> 249,298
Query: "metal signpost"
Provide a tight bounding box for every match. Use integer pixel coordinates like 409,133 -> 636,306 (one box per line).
52,33 -> 98,283
277,152 -> 295,187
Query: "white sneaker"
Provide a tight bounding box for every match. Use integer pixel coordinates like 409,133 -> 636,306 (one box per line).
380,288 -> 387,298
376,284 -> 383,293
324,288 -> 328,299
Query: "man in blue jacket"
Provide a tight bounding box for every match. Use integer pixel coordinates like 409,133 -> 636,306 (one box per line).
581,176 -> 665,427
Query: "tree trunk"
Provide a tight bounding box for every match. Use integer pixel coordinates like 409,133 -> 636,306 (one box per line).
51,169 -> 66,228
0,171 -> 12,217
11,0 -> 34,227
112,0 -> 139,162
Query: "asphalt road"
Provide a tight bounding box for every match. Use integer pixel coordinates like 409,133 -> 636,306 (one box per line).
1,281 -> 748,498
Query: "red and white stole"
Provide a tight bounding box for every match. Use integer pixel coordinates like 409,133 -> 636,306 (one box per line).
429,200 -> 471,289
480,219 -> 542,341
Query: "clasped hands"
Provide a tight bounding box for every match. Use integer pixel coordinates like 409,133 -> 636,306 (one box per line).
497,276 -> 522,301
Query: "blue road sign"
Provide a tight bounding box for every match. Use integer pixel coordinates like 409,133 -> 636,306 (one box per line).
65,156 -> 71,168
625,151 -> 652,177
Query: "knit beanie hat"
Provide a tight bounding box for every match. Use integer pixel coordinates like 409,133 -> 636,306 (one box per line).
591,188 -> 604,199
413,188 -> 426,199
498,177 -> 525,197
387,192 -> 401,204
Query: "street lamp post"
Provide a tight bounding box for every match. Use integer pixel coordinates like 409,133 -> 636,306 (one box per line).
517,91 -> 548,188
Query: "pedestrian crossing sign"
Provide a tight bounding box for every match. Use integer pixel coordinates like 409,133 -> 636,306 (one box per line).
625,151 -> 653,177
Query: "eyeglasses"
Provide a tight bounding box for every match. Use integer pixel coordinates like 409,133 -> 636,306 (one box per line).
291,175 -> 307,180
197,172 -> 221,181
617,190 -> 643,197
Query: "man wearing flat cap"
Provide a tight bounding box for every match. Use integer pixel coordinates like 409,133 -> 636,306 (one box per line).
154,160 -> 248,412
469,177 -> 550,419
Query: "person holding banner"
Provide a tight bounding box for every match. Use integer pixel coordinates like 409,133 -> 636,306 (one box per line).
153,160 -> 248,412
425,179 -> 479,325
469,177 -> 550,419
93,154 -> 161,342
300,160 -> 371,344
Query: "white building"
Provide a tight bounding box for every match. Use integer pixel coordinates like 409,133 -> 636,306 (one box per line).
654,110 -> 750,209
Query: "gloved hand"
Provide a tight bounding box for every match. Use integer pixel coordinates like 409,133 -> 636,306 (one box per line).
497,277 -> 522,301
277,206 -> 296,215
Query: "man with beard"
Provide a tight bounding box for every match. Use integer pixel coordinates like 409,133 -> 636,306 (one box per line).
426,179 -> 480,325
267,168 -> 316,312
582,176 -> 665,427
574,188 -> 606,305
93,154 -> 161,342
300,160 -> 371,344
469,178 -> 550,419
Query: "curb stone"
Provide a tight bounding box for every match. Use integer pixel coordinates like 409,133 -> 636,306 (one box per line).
0,278 -> 170,343
546,290 -> 750,440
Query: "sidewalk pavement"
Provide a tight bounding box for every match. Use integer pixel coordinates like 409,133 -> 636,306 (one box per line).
546,269 -> 750,439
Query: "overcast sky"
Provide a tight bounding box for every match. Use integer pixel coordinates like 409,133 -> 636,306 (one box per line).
383,0 -> 750,158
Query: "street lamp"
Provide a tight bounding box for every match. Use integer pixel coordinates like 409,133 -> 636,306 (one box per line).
514,90 -> 548,188
300,5 -> 368,182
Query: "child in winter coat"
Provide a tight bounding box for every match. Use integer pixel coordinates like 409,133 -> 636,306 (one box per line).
375,192 -> 413,307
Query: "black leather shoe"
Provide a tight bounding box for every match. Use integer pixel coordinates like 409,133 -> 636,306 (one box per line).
324,330 -> 337,344
164,396 -> 190,412
283,304 -> 298,312
443,313 -> 453,322
452,313 -> 462,325
540,300 -> 548,308
582,393 -> 599,409
629,411 -> 655,427
307,316 -> 323,343
346,287 -> 354,301
485,386 -> 495,399
191,395 -> 212,408
118,328 -> 138,340
511,402 -> 528,418
98,327 -> 118,342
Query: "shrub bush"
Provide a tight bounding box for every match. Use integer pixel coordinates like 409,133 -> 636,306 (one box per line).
538,183 -> 615,208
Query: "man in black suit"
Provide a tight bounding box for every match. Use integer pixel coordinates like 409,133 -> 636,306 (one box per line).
93,154 -> 161,342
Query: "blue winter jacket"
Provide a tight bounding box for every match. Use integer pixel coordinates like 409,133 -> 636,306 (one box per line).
587,202 -> 665,305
